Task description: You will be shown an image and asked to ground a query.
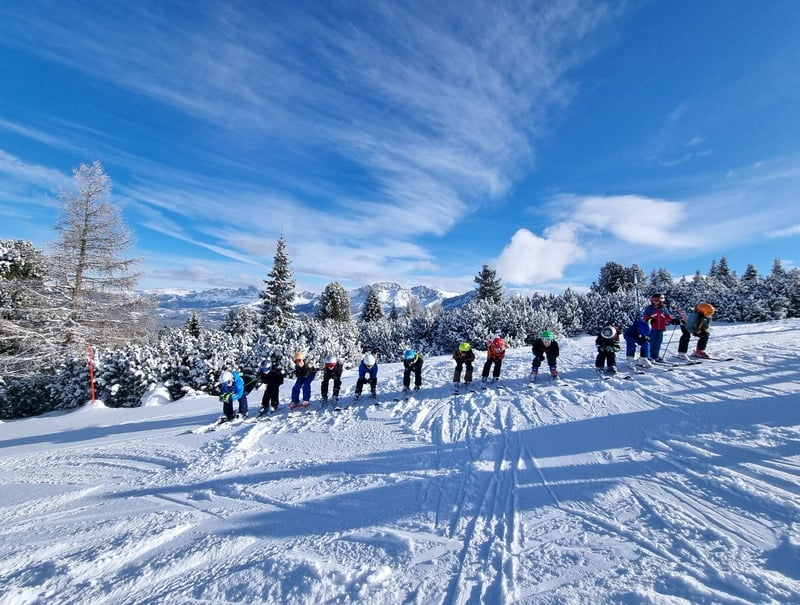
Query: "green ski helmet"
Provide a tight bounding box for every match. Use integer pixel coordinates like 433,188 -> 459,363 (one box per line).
540,330 -> 554,340
458,342 -> 471,352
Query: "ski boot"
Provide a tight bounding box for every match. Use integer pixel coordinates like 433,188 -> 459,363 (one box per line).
691,349 -> 709,359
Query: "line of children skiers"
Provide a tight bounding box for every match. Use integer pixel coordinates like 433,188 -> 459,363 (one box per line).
215,295 -> 715,420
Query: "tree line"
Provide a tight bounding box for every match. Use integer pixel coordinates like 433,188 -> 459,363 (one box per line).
2,162 -> 799,419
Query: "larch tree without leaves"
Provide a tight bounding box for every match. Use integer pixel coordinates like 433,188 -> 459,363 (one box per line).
49,161 -> 151,354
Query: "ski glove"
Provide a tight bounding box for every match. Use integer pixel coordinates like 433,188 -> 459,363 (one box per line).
220,392 -> 232,403
671,318 -> 681,325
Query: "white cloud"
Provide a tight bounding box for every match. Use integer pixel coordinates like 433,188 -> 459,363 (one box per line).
495,224 -> 585,285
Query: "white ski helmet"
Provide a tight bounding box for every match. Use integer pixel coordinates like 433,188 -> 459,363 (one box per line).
362,353 -> 376,367
219,370 -> 234,385
324,354 -> 338,366
601,326 -> 617,339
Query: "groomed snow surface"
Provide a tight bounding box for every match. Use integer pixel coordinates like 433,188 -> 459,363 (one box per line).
2,320 -> 799,604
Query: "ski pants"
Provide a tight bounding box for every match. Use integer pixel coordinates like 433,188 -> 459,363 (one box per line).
355,376 -> 376,396
678,325 -> 709,353
261,386 -> 280,411
291,376 -> 314,403
320,375 -> 341,400
649,330 -> 665,359
453,361 -> 473,384
625,336 -> 651,359
223,393 -> 248,419
531,351 -> 558,373
595,351 -> 617,369
403,367 -> 422,389
482,358 -> 502,379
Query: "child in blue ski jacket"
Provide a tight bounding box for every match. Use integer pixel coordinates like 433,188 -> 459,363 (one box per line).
355,353 -> 378,400
219,370 -> 248,420
623,318 -> 652,368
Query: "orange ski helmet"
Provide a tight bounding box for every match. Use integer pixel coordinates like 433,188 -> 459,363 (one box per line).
696,303 -> 715,316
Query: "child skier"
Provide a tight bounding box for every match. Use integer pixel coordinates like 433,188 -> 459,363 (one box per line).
320,354 -> 343,405
595,326 -> 620,375
290,352 -> 317,408
642,293 -> 675,362
354,353 -> 378,401
677,303 -> 715,359
257,359 -> 284,415
481,337 -> 506,383
452,342 -> 475,390
218,370 -> 248,421
530,330 -> 560,381
402,349 -> 424,393
623,318 -> 652,368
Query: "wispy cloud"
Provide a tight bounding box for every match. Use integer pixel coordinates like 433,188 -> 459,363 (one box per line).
2,1 -> 614,289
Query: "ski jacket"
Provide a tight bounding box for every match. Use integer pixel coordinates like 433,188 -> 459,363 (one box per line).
686,310 -> 712,335
293,362 -> 317,380
258,367 -> 284,389
403,355 -> 424,371
624,318 -> 651,343
358,361 -> 378,381
531,338 -> 559,360
595,334 -> 620,353
486,345 -> 506,361
322,361 -> 343,380
453,349 -> 476,364
220,371 -> 246,402
642,304 -> 674,331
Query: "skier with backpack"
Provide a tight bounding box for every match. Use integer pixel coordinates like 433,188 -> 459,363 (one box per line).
677,303 -> 715,359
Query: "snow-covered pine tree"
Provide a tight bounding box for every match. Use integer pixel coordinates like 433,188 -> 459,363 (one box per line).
361,287 -> 384,322
315,281 -> 351,322
260,234 -> 296,329
0,240 -> 50,377
473,264 -> 503,303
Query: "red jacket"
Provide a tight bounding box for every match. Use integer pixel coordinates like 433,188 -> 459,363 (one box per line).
642,304 -> 674,331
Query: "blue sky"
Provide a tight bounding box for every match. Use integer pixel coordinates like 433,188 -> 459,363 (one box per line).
1,1 -> 799,295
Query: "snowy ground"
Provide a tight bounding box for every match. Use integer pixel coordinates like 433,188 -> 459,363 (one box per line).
2,320 -> 800,604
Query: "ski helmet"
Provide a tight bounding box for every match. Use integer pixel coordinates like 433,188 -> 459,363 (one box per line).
541,330 -> 554,340
219,371 -> 234,386
293,352 -> 305,363
362,353 -> 376,367
403,349 -> 417,361
491,337 -> 505,352
697,303 -> 715,316
324,354 -> 338,368
259,359 -> 270,371
458,342 -> 471,352
651,293 -> 665,303
601,326 -> 617,339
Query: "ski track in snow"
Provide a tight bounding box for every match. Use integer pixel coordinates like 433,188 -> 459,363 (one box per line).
1,320 -> 800,604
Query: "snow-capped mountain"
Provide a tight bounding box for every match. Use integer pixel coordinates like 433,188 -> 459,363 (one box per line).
150,282 -> 468,327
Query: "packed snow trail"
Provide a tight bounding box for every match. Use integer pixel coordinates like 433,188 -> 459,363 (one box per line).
1,321 -> 799,604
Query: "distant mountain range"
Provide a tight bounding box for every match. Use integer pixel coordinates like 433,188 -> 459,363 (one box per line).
148,282 -> 474,327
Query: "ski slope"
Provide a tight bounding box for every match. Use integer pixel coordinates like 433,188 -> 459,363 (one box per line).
1,320 -> 799,604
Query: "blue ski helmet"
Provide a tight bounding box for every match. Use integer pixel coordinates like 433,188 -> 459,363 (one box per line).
404,349 -> 417,361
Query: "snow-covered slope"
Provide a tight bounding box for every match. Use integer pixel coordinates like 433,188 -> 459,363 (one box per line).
2,320 -> 799,603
